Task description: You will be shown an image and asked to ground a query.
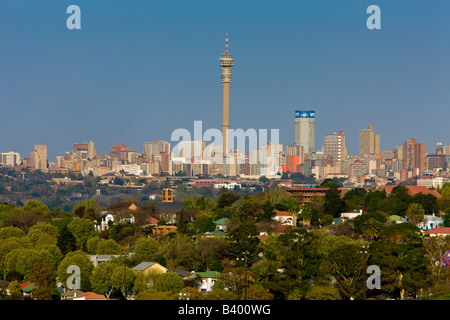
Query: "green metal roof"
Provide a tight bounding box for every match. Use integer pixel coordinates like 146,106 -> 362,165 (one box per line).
214,218 -> 228,225
195,271 -> 220,279
21,282 -> 38,293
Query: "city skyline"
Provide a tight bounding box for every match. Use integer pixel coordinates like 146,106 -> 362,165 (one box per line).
1,1 -> 450,160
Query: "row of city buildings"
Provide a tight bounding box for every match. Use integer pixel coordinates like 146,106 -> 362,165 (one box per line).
2,116 -> 450,190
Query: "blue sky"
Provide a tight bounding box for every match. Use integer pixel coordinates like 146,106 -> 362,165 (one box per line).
1,1 -> 449,160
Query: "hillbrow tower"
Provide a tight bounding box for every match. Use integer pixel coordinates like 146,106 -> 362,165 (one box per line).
219,33 -> 234,163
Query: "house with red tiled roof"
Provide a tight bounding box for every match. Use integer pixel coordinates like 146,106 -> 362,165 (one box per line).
273,209 -> 297,226
73,291 -> 107,300
20,280 -> 31,290
423,226 -> 450,237
380,185 -> 441,198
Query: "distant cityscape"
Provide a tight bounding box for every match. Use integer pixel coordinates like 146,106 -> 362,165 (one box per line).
1,34 -> 449,191
1,119 -> 448,191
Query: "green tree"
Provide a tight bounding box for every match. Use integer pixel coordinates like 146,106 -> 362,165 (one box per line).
368,223 -> 428,300
0,226 -> 26,239
217,188 -> 240,208
0,238 -> 23,279
72,199 -> 100,218
406,203 -> 425,225
323,184 -> 346,218
4,248 -> 53,280
29,263 -> 56,300
56,225 -> 77,255
23,200 -> 50,216
177,209 -> 188,234
111,265 -> 136,299
26,222 -> 59,247
57,250 -> 93,291
227,223 -> 260,267
67,218 -> 96,251
134,237 -> 160,262
443,210 -> 450,227
192,216 -> 216,234
352,212 -> 386,236
135,289 -> 177,300
275,228 -> 321,298
154,272 -> 184,294
246,283 -> 274,300
383,185 -> 412,216
343,188 -> 367,212
90,261 -> 117,299
329,243 -> 367,300
412,193 -> 438,215
361,218 -> 384,240
7,280 -> 22,300
305,285 -> 341,300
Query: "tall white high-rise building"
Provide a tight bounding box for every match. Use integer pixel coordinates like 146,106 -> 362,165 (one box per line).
294,110 -> 315,154
1,151 -> 21,166
323,131 -> 348,163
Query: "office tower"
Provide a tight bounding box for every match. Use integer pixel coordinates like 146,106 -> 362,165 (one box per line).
219,33 -> 234,158
73,140 -> 95,161
285,145 -> 303,173
323,131 -> 348,162
143,141 -> 170,157
403,138 -> 426,172
359,124 -> 380,158
88,140 -> 95,159
30,144 -> 47,170
1,151 -> 21,166
294,110 -> 315,154
426,153 -> 446,171
110,143 -> 131,162
436,142 -> 444,154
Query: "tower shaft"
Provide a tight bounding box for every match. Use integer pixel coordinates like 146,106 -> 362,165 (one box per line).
222,82 -> 230,156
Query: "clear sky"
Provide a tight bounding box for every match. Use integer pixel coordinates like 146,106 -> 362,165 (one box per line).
1,0 -> 449,160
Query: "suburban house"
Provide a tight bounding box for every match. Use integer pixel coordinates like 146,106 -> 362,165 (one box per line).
88,254 -> 121,267
95,204 -> 137,232
417,214 -> 443,231
132,262 -> 168,275
423,227 -> 450,237
379,185 -> 441,199
152,225 -> 177,237
214,218 -> 229,232
60,289 -> 85,300
154,201 -> 186,225
389,215 -> 407,224
340,210 -> 363,221
194,271 -> 221,293
272,209 -> 297,226
72,291 -> 107,300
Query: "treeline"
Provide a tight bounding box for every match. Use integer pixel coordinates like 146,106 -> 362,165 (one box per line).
0,185 -> 450,300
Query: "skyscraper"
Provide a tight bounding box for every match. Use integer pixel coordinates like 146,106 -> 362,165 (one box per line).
359,124 -> 380,158
403,138 -> 426,172
323,131 -> 348,162
30,144 -> 47,170
219,33 -> 234,158
294,110 -> 315,154
143,141 -> 170,157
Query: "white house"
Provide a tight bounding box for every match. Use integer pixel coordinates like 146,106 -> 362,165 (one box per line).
273,209 -> 297,226
418,214 -> 444,231
340,210 -> 363,220
194,271 -> 220,292
95,207 -> 136,232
